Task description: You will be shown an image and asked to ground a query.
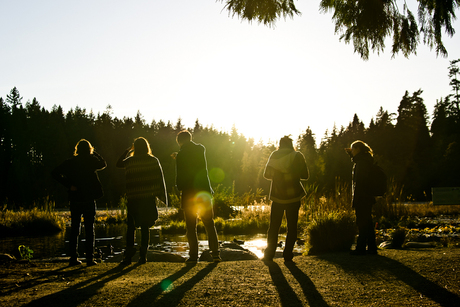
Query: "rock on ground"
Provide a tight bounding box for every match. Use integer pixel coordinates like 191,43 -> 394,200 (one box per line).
199,247 -> 259,262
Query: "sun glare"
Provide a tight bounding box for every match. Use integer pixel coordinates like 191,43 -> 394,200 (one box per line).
244,238 -> 267,259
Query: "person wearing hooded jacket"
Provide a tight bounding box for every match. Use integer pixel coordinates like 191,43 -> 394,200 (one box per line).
263,135 -> 309,262
52,139 -> 106,266
345,140 -> 378,255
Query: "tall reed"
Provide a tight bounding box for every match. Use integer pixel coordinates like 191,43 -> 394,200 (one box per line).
302,178 -> 352,222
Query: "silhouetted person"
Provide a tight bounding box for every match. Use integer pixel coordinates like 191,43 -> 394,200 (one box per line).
117,137 -> 167,264
263,135 -> 309,262
52,139 -> 106,266
345,140 -> 378,255
175,130 -> 221,262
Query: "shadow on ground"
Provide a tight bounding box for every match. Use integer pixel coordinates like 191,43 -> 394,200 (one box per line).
318,252 -> 460,307
265,260 -> 330,307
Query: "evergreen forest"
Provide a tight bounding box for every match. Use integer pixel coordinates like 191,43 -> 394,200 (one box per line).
1,60 -> 459,209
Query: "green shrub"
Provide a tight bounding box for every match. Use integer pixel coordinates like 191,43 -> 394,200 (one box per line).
304,211 -> 356,254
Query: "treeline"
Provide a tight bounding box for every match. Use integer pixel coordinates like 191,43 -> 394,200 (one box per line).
1,60 -> 459,208
0,90 -> 277,208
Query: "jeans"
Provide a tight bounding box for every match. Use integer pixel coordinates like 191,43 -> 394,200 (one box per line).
124,197 -> 159,259
264,201 -> 301,261
182,191 -> 219,259
355,206 -> 377,252
69,200 -> 96,260
125,212 -> 150,256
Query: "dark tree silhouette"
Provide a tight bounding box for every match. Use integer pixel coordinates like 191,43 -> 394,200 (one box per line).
2,61 -> 459,207
431,59 -> 460,187
394,90 -> 432,198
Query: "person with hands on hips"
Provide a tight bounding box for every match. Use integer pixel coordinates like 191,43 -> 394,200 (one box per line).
52,139 -> 106,266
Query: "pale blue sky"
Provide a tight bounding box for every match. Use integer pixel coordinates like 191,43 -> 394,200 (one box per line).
2,1 -> 459,145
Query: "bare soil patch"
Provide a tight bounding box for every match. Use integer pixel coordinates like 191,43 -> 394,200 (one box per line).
1,248 -> 459,306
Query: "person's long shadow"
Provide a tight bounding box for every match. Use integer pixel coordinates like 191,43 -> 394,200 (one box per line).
126,262 -> 217,306
319,253 -> 460,307
285,261 -> 330,307
24,263 -> 139,307
265,261 -> 304,307
2,263 -> 84,297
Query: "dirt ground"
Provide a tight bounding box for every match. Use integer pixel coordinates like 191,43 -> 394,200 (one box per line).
1,247 -> 459,307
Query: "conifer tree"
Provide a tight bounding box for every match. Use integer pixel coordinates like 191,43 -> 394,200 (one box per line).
220,0 -> 459,59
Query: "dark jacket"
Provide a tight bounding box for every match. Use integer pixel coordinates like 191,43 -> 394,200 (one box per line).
264,148 -> 309,204
175,141 -> 213,194
351,152 -> 376,209
52,152 -> 106,202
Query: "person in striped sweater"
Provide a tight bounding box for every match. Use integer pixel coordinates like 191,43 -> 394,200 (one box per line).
117,137 -> 168,264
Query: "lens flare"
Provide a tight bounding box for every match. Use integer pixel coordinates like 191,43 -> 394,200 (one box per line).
194,191 -> 213,214
160,279 -> 174,292
209,167 -> 225,183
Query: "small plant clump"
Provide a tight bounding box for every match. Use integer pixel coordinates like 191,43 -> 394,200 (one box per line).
304,211 -> 356,255
390,227 -> 407,248
18,245 -> 34,261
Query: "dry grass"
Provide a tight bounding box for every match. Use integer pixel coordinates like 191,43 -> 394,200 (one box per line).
0,208 -> 65,236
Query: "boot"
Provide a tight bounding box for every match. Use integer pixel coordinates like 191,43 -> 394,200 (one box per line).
69,257 -> 82,266
211,250 -> 222,263
120,247 -> 136,265
138,246 -> 147,264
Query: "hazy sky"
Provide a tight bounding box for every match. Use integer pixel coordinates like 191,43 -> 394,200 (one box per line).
2,1 -> 460,145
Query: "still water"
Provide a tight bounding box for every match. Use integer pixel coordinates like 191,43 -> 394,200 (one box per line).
0,224 -> 296,260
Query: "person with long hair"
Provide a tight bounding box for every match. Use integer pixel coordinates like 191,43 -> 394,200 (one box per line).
175,130 -> 221,262
262,135 -> 309,263
117,137 -> 167,264
52,139 -> 106,266
345,140 -> 378,255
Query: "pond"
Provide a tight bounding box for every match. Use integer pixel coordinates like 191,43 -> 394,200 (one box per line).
0,224 -> 301,261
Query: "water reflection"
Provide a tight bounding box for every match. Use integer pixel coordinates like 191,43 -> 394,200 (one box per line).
0,224 -> 299,260
0,232 -> 67,259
